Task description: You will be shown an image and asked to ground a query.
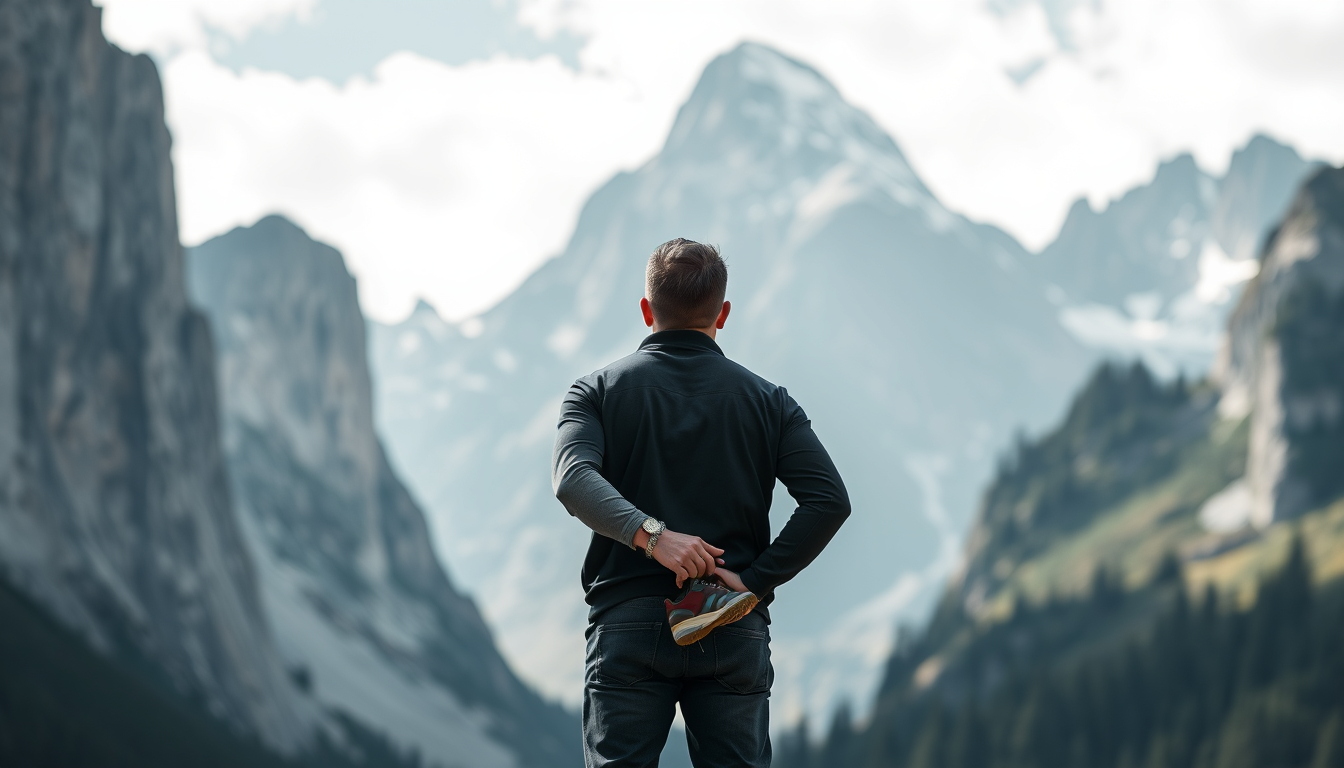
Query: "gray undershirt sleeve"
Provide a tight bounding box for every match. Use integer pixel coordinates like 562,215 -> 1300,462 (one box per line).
552,381 -> 650,548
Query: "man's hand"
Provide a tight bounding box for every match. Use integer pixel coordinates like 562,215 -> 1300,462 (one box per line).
651,530 -> 725,588
713,568 -> 752,596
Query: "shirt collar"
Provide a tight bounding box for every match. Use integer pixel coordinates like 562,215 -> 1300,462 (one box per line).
638,329 -> 724,357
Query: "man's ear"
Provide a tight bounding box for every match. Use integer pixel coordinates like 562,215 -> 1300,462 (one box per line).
640,297 -> 655,328
715,300 -> 731,330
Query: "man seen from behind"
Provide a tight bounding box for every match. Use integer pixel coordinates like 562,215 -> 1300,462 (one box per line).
552,238 -> 851,768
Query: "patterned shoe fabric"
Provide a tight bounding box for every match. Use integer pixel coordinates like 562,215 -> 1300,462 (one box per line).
665,578 -> 759,646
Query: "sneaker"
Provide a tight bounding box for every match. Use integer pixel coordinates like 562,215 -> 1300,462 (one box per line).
665,579 -> 758,646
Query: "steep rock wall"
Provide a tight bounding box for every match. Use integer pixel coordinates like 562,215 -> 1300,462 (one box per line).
188,215 -> 578,767
1218,166 -> 1344,524
0,0 -> 305,750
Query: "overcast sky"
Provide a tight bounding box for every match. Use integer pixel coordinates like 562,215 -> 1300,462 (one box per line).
99,0 -> 1344,323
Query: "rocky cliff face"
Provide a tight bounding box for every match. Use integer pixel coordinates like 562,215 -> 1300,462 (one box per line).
1218,166 -> 1344,525
188,215 -> 578,768
370,42 -> 1093,717
0,0 -> 304,751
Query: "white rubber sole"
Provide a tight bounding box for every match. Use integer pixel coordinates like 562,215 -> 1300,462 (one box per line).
671,592 -> 758,646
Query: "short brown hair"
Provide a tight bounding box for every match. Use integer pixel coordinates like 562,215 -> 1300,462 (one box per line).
645,238 -> 727,328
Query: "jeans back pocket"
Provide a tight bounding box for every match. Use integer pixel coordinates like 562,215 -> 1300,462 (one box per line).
594,621 -> 662,686
712,626 -> 771,694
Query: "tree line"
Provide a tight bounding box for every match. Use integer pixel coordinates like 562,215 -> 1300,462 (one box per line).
777,538 -> 1344,768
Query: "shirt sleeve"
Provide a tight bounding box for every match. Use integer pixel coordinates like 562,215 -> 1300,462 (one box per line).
738,395 -> 851,598
551,379 -> 651,548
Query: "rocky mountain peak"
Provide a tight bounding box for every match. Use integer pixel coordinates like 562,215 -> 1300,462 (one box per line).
1230,134 -> 1304,175
659,42 -> 926,201
1124,152 -> 1218,224
411,297 -> 441,318
1031,134 -> 1318,377
665,42 -> 843,144
189,215 -> 379,499
1151,151 -> 1207,185
1214,134 -> 1319,262
189,217 -> 579,767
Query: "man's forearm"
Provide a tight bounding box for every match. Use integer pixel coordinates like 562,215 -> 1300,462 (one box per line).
552,385 -> 652,548
738,499 -> 849,597
739,408 -> 851,597
555,465 -> 726,585
553,462 -> 649,548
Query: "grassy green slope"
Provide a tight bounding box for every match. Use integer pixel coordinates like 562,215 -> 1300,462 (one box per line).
773,361 -> 1344,768
923,362 -> 1343,670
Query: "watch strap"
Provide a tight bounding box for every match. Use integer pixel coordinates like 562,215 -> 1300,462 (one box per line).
643,520 -> 666,559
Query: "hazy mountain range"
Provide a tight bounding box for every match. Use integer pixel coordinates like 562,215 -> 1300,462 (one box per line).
1,2 -> 575,765
776,163 -> 1344,768
0,0 -> 1331,762
369,42 -> 1102,718
1036,136 -> 1319,376
365,43 -> 1315,719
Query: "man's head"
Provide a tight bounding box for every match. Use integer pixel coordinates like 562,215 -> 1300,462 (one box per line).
642,238 -> 729,333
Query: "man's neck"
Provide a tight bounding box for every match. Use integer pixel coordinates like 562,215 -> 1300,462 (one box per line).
650,324 -> 717,340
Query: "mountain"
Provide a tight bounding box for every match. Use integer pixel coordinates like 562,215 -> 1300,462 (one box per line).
775,165 -> 1344,767
1034,136 -> 1319,376
0,0 -> 305,752
1213,136 -> 1324,262
930,165 -> 1344,705
1218,165 -> 1344,526
368,41 -> 1093,715
187,215 -> 580,768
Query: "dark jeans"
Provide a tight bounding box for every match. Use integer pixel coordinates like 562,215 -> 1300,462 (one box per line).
583,596 -> 773,768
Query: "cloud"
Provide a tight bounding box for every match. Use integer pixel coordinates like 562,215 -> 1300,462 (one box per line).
102,0 -> 1344,323
523,0 -> 1344,251
162,50 -> 664,321
99,0 -> 316,54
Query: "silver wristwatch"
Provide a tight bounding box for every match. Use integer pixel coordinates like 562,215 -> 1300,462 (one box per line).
641,518 -> 666,559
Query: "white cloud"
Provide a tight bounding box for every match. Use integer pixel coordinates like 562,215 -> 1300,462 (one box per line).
522,0 -> 1344,251
101,0 -> 1344,322
162,50 -> 664,321
99,0 -> 316,54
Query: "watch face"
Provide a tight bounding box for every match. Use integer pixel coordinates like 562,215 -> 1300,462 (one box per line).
643,518 -> 660,534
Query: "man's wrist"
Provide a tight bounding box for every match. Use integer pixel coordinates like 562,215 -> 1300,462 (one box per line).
640,518 -> 666,558
630,515 -> 664,552
644,526 -> 664,558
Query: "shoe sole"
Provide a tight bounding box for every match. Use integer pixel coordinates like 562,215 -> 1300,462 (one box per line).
671,592 -> 759,646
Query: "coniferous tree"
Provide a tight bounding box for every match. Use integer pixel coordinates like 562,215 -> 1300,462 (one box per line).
907,705 -> 948,768
1313,711 -> 1344,768
818,702 -> 860,767
835,532 -> 1343,768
